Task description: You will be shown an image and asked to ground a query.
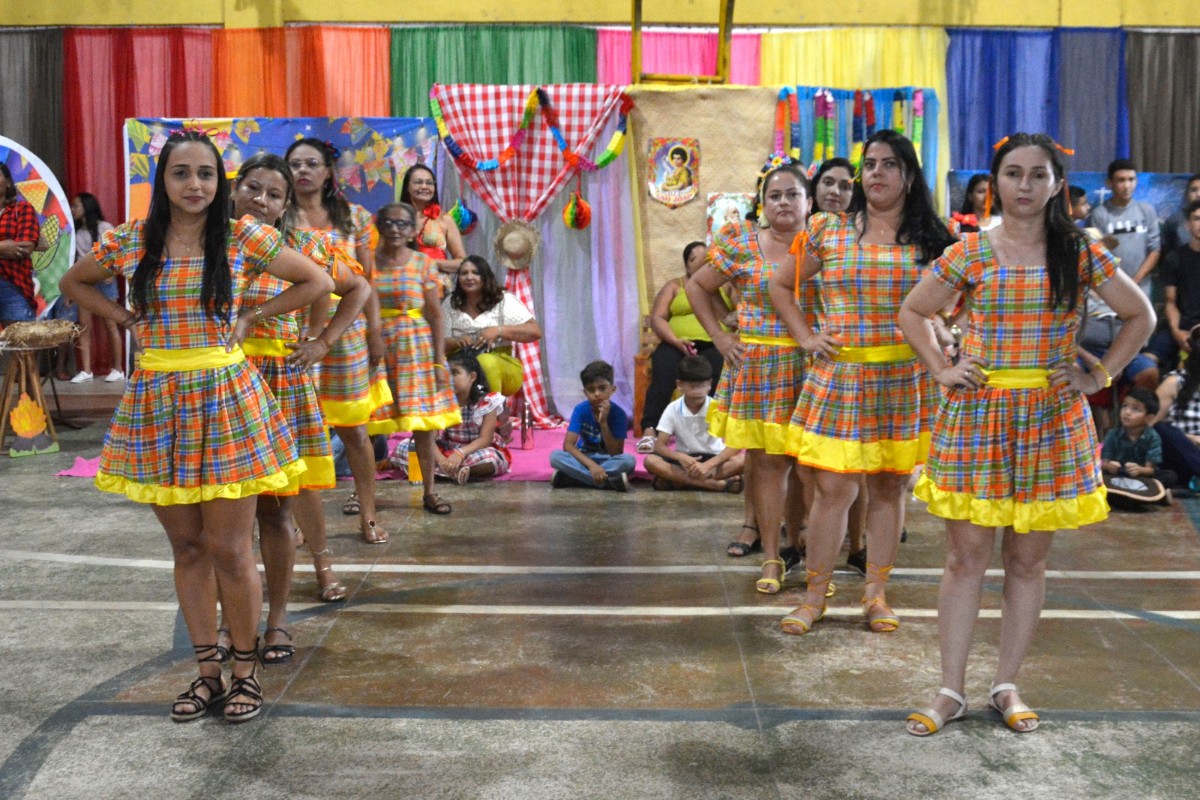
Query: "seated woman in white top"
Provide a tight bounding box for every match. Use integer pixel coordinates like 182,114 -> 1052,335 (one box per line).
442,255 -> 542,396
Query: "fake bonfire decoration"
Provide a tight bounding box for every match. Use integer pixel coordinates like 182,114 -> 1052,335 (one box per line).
9,392 -> 57,457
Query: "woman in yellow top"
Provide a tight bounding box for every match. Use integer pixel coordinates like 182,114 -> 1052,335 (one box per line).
638,241 -> 733,445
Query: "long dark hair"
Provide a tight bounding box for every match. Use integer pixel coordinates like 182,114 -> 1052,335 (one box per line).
848,130 -> 956,264
399,164 -> 439,207
959,173 -> 989,216
449,350 -> 489,406
74,192 -> 107,243
129,131 -> 232,325
682,240 -> 705,267
285,138 -> 352,236
233,152 -> 295,238
812,158 -> 854,213
449,255 -> 504,312
991,132 -> 1090,310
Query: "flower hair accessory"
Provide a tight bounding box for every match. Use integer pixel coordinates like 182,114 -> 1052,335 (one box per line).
323,140 -> 342,160
167,125 -> 219,139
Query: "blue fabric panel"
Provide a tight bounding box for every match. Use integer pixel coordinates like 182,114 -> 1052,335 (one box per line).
1056,28 -> 1129,170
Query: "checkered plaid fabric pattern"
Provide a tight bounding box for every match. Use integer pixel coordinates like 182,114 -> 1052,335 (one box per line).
921,235 -> 1116,505
431,84 -> 627,222
95,218 -> 279,348
0,199 -> 39,307
791,213 -> 934,469
92,219 -> 300,497
708,221 -> 791,340
375,252 -> 460,430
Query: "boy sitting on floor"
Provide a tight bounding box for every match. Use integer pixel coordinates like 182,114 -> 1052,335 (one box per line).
1101,387 -> 1176,506
549,360 -> 637,491
643,355 -> 744,492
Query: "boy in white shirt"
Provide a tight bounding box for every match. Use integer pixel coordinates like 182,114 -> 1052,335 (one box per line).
644,356 -> 745,491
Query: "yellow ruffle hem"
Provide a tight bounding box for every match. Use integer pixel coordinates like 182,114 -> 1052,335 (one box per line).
369,408 -> 463,435
323,378 -> 394,427
95,460 -> 308,506
706,405 -> 789,455
264,455 -> 336,495
790,428 -> 930,474
913,473 -> 1109,533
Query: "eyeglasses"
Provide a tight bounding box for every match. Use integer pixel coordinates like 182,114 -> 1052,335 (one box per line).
378,217 -> 415,230
287,158 -> 323,171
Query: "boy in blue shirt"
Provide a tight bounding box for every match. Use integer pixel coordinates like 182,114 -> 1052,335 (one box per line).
549,360 -> 636,491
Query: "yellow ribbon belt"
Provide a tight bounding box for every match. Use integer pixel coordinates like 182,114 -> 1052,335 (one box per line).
740,334 -> 798,347
983,368 -> 1051,389
379,308 -> 424,320
241,338 -> 292,357
833,343 -> 916,363
139,346 -> 246,372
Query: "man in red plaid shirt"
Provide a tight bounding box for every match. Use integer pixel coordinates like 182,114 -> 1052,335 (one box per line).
0,163 -> 40,324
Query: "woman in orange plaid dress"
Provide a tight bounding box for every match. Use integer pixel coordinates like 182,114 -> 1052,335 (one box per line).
60,132 -> 334,723
898,134 -> 1154,735
770,130 -> 955,637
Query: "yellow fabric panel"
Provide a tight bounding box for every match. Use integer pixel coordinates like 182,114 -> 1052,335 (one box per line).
759,28 -> 952,210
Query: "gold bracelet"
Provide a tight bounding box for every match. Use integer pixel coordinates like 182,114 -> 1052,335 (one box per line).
1093,361 -> 1113,389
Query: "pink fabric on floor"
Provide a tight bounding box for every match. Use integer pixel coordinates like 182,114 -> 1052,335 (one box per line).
57,456 -> 100,478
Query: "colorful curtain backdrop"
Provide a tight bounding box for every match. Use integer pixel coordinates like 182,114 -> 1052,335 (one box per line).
595,28 -> 762,85
290,26 -> 391,118
1127,31 -> 1200,173
759,27 -> 952,205
946,28 -> 1128,171
791,87 -> 940,194
0,29 -> 65,181
390,26 -> 597,118
65,27 -> 213,223
124,117 -> 437,220
212,28 -> 287,117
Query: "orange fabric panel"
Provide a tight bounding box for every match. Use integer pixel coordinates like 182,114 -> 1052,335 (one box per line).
313,26 -> 391,117
212,28 -> 288,117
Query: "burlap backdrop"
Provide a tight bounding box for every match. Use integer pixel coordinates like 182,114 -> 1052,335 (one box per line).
628,85 -> 778,312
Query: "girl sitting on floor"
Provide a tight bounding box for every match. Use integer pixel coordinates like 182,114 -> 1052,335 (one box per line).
392,351 -> 512,484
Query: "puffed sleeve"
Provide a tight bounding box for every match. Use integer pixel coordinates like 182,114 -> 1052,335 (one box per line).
708,220 -> 755,281
1084,240 -> 1118,289
92,220 -> 144,278
804,212 -> 837,264
421,252 -> 441,292
232,216 -> 283,278
929,238 -> 972,293
351,204 -> 374,258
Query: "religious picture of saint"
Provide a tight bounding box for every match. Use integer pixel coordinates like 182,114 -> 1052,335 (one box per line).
705,192 -> 756,245
648,138 -> 699,209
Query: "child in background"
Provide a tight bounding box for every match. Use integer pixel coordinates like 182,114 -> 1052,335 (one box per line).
1102,387 -> 1175,505
391,351 -> 511,484
644,355 -> 744,491
550,360 -> 636,491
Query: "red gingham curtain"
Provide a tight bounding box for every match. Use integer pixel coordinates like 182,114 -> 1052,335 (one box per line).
430,83 -> 626,222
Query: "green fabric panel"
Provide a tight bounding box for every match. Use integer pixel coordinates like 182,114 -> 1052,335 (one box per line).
390,25 -> 598,117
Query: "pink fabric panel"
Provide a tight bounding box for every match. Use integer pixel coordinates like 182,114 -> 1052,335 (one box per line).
596,29 -> 761,85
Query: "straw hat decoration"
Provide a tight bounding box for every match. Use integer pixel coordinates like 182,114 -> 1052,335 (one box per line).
493,219 -> 541,272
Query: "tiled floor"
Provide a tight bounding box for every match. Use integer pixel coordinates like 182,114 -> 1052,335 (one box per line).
1,416 -> 1198,799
